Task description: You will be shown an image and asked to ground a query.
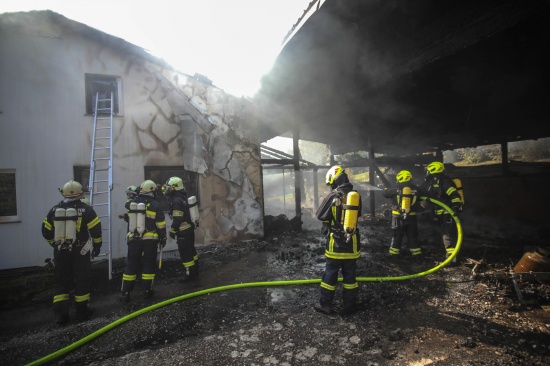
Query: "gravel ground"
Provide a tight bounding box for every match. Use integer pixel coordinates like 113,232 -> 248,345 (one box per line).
1,215 -> 550,366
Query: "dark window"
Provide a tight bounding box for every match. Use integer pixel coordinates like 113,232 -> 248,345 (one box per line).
73,166 -> 90,192
85,74 -> 121,114
144,166 -> 198,212
0,171 -> 17,218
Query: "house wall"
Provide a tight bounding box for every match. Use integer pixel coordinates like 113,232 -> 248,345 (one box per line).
0,11 -> 264,270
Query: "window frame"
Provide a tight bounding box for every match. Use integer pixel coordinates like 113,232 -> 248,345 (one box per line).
144,166 -> 199,212
73,166 -> 90,192
0,169 -> 19,223
85,73 -> 122,115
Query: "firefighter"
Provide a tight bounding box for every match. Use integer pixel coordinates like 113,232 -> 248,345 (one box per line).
164,176 -> 199,282
120,180 -> 167,302
383,170 -> 424,257
314,165 -> 362,315
41,180 -> 102,325
119,185 -> 139,222
126,185 -> 138,200
421,161 -> 463,261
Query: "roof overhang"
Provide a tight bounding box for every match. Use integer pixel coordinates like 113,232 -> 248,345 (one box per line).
256,0 -> 550,156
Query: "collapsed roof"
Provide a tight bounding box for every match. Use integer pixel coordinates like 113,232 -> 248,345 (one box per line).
256,0 -> 550,156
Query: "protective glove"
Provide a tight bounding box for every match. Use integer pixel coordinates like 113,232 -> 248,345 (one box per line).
169,231 -> 176,240
159,237 -> 167,250
91,245 -> 101,258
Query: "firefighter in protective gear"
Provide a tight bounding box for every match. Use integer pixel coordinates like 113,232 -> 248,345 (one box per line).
126,185 -> 138,199
120,180 -> 166,301
314,166 -> 362,315
164,176 -> 199,282
383,170 -> 425,257
421,161 -> 463,261
41,180 -> 102,325
119,185 -> 139,222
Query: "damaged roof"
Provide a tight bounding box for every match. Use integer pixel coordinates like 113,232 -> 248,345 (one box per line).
257,0 -> 550,156
0,10 -> 174,70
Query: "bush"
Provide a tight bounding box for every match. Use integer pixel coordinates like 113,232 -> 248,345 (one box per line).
456,145 -> 501,164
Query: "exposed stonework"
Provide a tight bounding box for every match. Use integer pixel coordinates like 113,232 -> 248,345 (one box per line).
120,62 -> 264,244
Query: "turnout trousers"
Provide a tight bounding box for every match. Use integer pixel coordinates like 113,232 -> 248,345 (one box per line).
439,213 -> 458,257
177,230 -> 199,278
52,243 -> 92,323
320,257 -> 358,310
121,239 -> 158,293
390,216 -> 421,255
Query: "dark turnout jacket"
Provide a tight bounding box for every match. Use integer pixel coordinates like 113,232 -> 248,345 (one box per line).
42,199 -> 102,247
315,183 -> 362,260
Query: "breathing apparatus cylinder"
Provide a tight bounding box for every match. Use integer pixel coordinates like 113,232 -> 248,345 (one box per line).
343,191 -> 360,234
188,196 -> 200,226
54,208 -> 66,243
136,202 -> 146,236
401,186 -> 412,214
128,202 -> 138,234
453,178 -> 464,204
65,208 -> 77,244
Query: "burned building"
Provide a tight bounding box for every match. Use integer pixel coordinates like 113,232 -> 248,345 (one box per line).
0,10 -> 264,270
257,0 -> 550,235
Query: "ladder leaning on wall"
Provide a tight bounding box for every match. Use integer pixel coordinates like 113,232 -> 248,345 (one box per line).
88,92 -> 114,280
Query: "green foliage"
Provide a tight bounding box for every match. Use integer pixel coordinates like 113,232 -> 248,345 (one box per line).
456,145 -> 501,164
455,138 -> 550,164
509,138 -> 550,161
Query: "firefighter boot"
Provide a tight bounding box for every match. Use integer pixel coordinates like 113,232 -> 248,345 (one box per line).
314,301 -> 333,315
179,267 -> 198,283
75,302 -> 94,323
53,300 -> 70,325
189,263 -> 199,280
144,289 -> 155,300
119,291 -> 131,303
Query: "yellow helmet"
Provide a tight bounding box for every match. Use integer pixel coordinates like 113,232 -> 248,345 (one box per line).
326,165 -> 345,186
140,180 -> 157,194
60,180 -> 83,198
396,170 -> 412,183
164,177 -> 185,196
426,161 -> 445,175
126,185 -> 138,197
167,177 -> 185,191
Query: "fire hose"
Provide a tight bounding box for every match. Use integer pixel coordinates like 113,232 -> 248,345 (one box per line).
26,197 -> 461,365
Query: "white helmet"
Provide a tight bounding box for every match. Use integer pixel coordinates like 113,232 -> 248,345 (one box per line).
126,185 -> 138,197
60,180 -> 83,198
325,165 -> 344,186
140,180 -> 157,194
164,177 -> 185,196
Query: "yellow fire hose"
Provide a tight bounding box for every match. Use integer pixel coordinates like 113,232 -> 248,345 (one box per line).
26,197 -> 461,365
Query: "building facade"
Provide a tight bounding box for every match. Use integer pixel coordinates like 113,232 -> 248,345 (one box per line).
0,11 -> 264,269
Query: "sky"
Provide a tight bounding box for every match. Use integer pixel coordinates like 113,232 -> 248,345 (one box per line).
1,0 -> 313,97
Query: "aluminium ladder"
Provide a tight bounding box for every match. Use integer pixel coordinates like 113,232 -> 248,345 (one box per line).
89,92 -> 114,280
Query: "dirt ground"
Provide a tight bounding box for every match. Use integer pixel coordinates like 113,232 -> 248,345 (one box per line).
1,213 -> 550,366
